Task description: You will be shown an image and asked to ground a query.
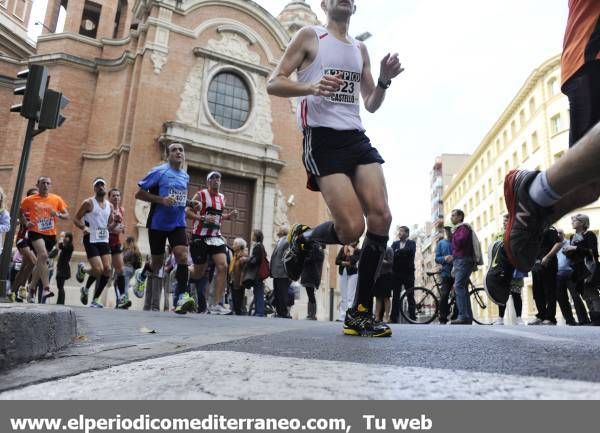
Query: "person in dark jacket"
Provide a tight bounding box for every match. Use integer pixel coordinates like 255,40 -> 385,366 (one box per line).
55,232 -> 74,305
373,245 -> 394,322
243,229 -> 267,317
564,213 -> 600,325
434,226 -> 454,324
270,226 -> 290,318
390,226 -> 416,323
335,242 -> 359,321
301,242 -> 325,320
529,227 -> 561,325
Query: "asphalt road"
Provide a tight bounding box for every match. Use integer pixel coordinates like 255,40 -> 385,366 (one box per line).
1,307 -> 599,399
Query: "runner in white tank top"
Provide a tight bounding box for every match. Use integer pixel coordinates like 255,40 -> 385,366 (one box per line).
267,0 -> 404,337
73,178 -> 116,308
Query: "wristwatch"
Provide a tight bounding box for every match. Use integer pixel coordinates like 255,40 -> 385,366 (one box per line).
377,78 -> 391,89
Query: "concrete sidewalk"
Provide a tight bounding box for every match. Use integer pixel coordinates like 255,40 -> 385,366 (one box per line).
0,304 -> 77,370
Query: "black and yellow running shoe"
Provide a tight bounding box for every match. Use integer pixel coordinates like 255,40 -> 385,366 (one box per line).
282,223 -> 311,281
343,304 -> 392,337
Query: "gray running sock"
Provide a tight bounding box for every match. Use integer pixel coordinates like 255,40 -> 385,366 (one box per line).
303,221 -> 342,245
354,231 -> 388,311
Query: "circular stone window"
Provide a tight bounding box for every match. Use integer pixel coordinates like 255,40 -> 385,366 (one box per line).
207,72 -> 251,130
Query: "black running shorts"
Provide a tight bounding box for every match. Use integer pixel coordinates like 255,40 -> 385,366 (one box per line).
302,126 -> 385,191
110,243 -> 123,255
148,227 -> 188,256
83,234 -> 111,258
190,235 -> 227,265
562,61 -> 600,147
27,231 -> 56,253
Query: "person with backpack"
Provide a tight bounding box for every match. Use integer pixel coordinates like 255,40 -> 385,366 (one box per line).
243,229 -> 268,317
450,209 -> 475,325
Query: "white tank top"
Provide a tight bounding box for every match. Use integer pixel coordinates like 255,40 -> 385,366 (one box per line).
84,197 -> 111,244
296,25 -> 364,132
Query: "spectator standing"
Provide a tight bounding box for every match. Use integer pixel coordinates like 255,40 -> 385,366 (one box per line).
0,186 -> 9,258
229,237 -> 249,315
301,242 -> 325,320
564,213 -> 600,325
390,226 -> 416,323
450,209 -> 474,325
335,242 -> 359,322
55,232 -> 73,305
243,229 -> 267,317
434,226 -> 454,324
529,227 -> 562,325
373,245 -> 394,322
556,229 -> 580,325
270,226 -> 290,318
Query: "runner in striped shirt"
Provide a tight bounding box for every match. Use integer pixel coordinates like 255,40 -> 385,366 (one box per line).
187,171 -> 238,314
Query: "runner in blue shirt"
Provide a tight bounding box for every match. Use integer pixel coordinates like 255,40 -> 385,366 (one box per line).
135,142 -> 198,314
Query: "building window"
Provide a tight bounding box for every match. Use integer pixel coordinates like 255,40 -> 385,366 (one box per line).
547,77 -> 559,96
79,1 -> 102,38
550,114 -> 561,134
503,131 -> 508,146
521,142 -> 528,161
495,139 -> 501,154
519,109 -> 526,127
531,131 -> 539,151
510,120 -> 516,137
207,72 -> 251,130
488,178 -> 492,192
529,97 -> 536,114
504,160 -> 509,173
554,151 -> 564,162
497,167 -> 502,184
512,151 -> 518,167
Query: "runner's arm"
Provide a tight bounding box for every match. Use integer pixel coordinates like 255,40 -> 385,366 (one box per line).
360,44 -> 403,113
267,27 -> 343,97
185,192 -> 202,221
73,199 -> 92,232
135,189 -> 174,206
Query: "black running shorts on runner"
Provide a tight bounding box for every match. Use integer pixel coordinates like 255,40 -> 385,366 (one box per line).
27,231 -> 56,253
83,234 -> 111,258
110,243 -> 123,255
16,237 -> 31,250
190,235 -> 227,265
302,126 -> 385,191
148,227 -> 188,256
562,61 -> 600,147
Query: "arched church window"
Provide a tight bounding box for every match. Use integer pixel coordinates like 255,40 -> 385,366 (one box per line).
207,72 -> 251,130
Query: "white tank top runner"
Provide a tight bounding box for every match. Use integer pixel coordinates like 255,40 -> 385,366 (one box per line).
296,25 -> 365,132
84,198 -> 111,244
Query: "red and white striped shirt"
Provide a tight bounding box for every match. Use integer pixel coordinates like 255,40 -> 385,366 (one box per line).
193,189 -> 225,237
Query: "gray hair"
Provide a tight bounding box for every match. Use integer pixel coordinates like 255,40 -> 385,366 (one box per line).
232,237 -> 247,251
572,213 -> 590,230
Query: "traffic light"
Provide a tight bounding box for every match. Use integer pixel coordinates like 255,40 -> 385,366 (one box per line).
38,90 -> 69,129
10,64 -> 49,120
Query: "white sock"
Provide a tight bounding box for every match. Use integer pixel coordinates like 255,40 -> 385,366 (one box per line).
528,171 -> 561,207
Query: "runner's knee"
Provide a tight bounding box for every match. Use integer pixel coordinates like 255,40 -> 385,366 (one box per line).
336,219 -> 365,244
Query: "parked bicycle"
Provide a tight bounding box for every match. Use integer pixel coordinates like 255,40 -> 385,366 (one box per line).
399,270 -> 495,325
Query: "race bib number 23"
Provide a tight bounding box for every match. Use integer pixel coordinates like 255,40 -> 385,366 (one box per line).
324,68 -> 361,105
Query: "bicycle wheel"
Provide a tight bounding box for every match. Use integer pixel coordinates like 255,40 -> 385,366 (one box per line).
470,287 -> 495,325
400,287 -> 439,324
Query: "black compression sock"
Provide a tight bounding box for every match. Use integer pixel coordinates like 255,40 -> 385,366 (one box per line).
115,274 -> 126,296
94,274 -> 109,300
176,264 -> 189,297
303,221 -> 342,245
354,231 -> 389,311
85,275 -> 96,290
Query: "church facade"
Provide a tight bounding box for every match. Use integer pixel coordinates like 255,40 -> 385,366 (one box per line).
0,0 -> 342,316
